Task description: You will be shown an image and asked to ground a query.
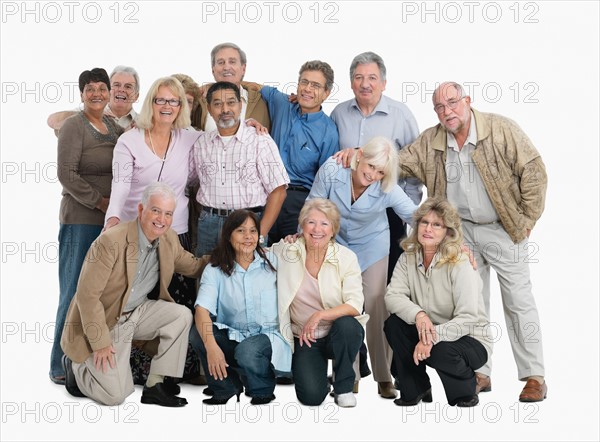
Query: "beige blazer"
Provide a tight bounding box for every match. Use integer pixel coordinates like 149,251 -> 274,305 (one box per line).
61,220 -> 209,363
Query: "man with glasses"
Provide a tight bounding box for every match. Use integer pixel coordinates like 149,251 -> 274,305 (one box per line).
397,81 -> 548,403
47,65 -> 140,134
190,81 -> 289,256
242,60 -> 339,245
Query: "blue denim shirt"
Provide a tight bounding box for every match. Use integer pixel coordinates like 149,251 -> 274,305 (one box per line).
261,85 -> 339,190
195,251 -> 291,373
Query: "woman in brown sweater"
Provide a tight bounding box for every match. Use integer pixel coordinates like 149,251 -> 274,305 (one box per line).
50,68 -> 122,384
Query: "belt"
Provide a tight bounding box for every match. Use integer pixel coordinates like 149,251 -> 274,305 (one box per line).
202,206 -> 264,217
462,218 -> 500,226
288,185 -> 309,192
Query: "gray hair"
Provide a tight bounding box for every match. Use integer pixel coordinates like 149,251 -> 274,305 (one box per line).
349,52 -> 386,81
110,65 -> 140,93
350,136 -> 399,193
211,42 -> 247,67
432,82 -> 466,104
141,182 -> 177,207
299,60 -> 335,91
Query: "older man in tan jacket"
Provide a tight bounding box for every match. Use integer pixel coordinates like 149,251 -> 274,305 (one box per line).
61,183 -> 208,407
397,82 -> 548,403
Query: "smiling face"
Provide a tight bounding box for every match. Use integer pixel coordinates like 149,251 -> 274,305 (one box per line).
109,72 -> 138,116
351,62 -> 386,111
433,83 -> 471,135
137,194 -> 175,242
297,70 -> 330,114
353,150 -> 385,188
152,85 -> 181,127
81,81 -> 109,113
212,47 -> 246,85
417,210 -> 448,253
301,209 -> 334,251
207,88 -> 242,134
230,216 -> 259,262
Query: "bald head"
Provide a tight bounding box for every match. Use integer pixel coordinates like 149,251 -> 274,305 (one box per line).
432,82 -> 472,135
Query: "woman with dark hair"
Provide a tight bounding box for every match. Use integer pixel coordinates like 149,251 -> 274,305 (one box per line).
190,210 -> 291,405
50,68 -> 123,384
384,197 -> 491,407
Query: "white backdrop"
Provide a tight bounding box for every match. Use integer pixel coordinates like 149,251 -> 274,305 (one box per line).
1,1 -> 598,440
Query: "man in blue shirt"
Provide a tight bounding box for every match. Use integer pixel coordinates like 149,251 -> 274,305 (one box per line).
244,60 -> 339,244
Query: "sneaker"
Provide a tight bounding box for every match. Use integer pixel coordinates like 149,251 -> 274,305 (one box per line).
334,392 -> 356,408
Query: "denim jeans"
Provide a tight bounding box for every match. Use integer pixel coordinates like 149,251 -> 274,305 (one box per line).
292,316 -> 364,406
50,224 -> 102,379
195,210 -> 263,257
189,325 -> 276,398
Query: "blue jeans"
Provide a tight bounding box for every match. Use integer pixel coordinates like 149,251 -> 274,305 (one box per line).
195,210 -> 262,257
292,316 -> 364,406
189,325 -> 276,398
50,224 -> 102,379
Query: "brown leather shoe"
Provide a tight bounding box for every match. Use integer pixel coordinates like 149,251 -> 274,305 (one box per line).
377,381 -> 397,399
475,373 -> 491,394
519,379 -> 547,402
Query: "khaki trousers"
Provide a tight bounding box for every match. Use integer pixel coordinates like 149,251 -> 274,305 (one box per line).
73,299 -> 192,405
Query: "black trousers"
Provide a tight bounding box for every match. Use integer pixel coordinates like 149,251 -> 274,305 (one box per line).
268,188 -> 309,245
384,314 -> 488,404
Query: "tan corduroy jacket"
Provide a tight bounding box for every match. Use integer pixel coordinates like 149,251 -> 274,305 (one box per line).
398,109 -> 547,243
61,220 -> 209,363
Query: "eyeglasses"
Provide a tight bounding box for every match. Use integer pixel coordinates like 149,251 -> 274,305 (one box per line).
419,220 -> 447,230
299,79 -> 324,90
433,97 -> 464,114
153,98 -> 181,106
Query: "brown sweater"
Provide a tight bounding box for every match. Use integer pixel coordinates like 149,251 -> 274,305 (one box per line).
57,112 -> 122,225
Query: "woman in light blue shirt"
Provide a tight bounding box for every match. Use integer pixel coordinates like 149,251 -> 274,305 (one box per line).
189,210 -> 291,405
307,136 -> 417,399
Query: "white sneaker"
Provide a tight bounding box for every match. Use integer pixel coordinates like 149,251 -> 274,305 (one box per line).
334,392 -> 357,408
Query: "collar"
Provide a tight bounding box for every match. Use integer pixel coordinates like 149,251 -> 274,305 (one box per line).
350,95 -> 388,117
239,85 -> 249,103
209,118 -> 246,143
447,111 -> 477,151
431,107 -> 489,152
137,220 -> 159,251
296,103 -> 325,122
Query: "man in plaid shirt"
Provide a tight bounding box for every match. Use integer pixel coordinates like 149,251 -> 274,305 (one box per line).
190,81 -> 289,256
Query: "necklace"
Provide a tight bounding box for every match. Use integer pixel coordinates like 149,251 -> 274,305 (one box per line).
148,129 -> 171,162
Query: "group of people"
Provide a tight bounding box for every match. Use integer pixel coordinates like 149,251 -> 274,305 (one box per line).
50,42 -> 548,410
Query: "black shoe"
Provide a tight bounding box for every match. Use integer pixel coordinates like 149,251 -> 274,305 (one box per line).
62,355 -> 85,398
163,377 -> 181,396
394,389 -> 433,406
276,376 -> 294,385
251,394 -> 275,405
141,383 -> 187,407
455,394 -> 479,407
202,390 -> 241,405
203,387 -> 214,396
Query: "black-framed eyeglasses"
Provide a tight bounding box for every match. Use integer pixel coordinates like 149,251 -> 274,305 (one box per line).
433,97 -> 464,114
154,98 -> 181,106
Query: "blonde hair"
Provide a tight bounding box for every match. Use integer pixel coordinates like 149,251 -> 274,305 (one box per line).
401,197 -> 464,264
298,198 -> 340,239
135,76 -> 191,130
350,136 -> 399,192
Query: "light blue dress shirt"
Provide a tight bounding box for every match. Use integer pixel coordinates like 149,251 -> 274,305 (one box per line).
195,251 -> 292,373
261,85 -> 339,190
308,158 -> 417,271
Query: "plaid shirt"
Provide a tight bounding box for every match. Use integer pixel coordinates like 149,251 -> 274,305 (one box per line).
190,123 -> 289,210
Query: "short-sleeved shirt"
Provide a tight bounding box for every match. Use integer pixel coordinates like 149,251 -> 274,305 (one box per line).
195,251 -> 291,373
191,123 -> 290,210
